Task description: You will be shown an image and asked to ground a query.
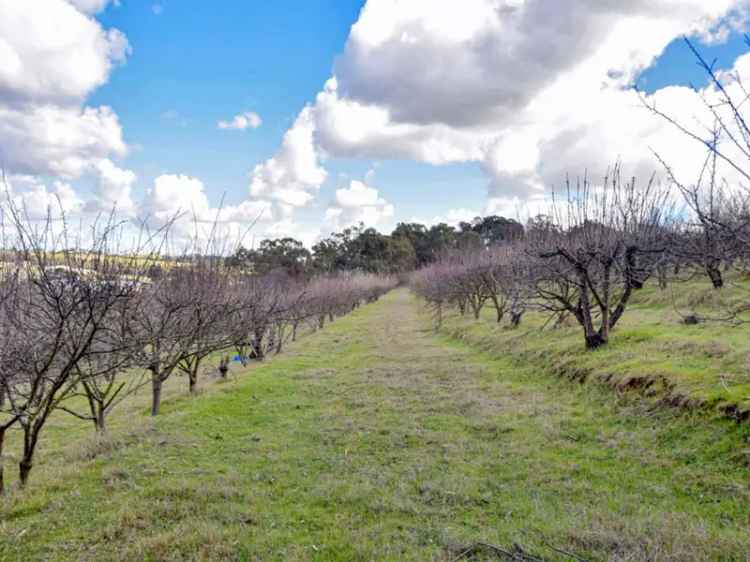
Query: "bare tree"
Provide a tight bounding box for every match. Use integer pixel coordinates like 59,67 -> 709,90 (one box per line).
653,137 -> 737,289
0,257 -> 22,492
176,265 -> 236,393
490,244 -> 533,328
0,182 -> 397,493
59,300 -> 147,432
410,243 -> 532,330
0,207 -> 155,487
642,37 -> 750,319
527,168 -> 673,349
229,271 -> 287,365
410,261 -> 466,330
129,264 -> 213,416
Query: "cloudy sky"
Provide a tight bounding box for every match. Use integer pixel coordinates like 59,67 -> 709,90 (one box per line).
3,0 -> 750,246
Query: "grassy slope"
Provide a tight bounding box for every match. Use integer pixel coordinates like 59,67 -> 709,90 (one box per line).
442,280 -> 750,420
0,289 -> 748,561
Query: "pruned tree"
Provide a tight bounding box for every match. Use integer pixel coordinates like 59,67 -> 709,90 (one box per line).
652,133 -> 738,289
229,271 -> 287,364
488,244 -> 533,328
642,36 -> 750,319
129,263 -> 216,415
0,207 -> 156,488
527,167 -> 673,349
0,257 -> 22,493
59,300 -> 147,432
176,265 -> 236,393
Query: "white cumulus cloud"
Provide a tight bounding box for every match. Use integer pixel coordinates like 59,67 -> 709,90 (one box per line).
0,0 -> 133,219
139,174 -> 301,248
3,175 -> 84,221
0,0 -> 130,107
249,107 -> 327,209
255,0 -> 750,220
217,111 -> 262,131
0,104 -> 127,179
323,179 -> 395,233
67,0 -> 120,15
89,159 -> 137,216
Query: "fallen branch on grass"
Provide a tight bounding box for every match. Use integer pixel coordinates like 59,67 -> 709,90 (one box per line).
449,541 -> 547,562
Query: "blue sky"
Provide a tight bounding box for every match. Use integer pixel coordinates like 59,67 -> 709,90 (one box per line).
88,0 -> 496,233
90,1 -> 367,215
3,1 -> 750,244
637,33 -> 749,92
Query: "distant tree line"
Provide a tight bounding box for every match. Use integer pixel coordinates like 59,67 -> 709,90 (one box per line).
226,215 -> 525,276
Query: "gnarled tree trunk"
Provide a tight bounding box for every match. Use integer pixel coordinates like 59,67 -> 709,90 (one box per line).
150,369 -> 163,416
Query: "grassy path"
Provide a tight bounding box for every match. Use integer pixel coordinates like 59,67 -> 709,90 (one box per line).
1,289 -> 749,561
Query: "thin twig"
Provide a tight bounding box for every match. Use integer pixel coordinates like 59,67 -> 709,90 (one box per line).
543,543 -> 589,562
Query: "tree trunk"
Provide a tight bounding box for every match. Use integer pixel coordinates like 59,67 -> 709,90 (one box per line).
487,292 -> 504,323
0,428 -> 5,494
251,330 -> 265,361
469,296 -> 482,320
577,286 -> 606,350
577,283 -> 596,335
600,266 -> 611,344
434,302 -> 443,331
495,305 -> 504,323
218,356 -> 229,378
19,425 -> 39,488
510,311 -> 523,328
95,407 -> 106,432
151,373 -> 163,416
292,321 -> 298,342
188,357 -> 203,394
553,311 -> 568,329
657,264 -> 668,290
318,315 -> 325,329
585,332 -> 606,350
19,459 -> 32,487
706,264 -> 724,289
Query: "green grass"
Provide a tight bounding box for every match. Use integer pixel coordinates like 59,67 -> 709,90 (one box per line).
1,289 -> 749,561
442,279 -> 750,420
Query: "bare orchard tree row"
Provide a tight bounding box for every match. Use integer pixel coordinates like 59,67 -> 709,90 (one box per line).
411,164 -> 750,350
410,244 -> 532,330
0,213 -> 396,493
